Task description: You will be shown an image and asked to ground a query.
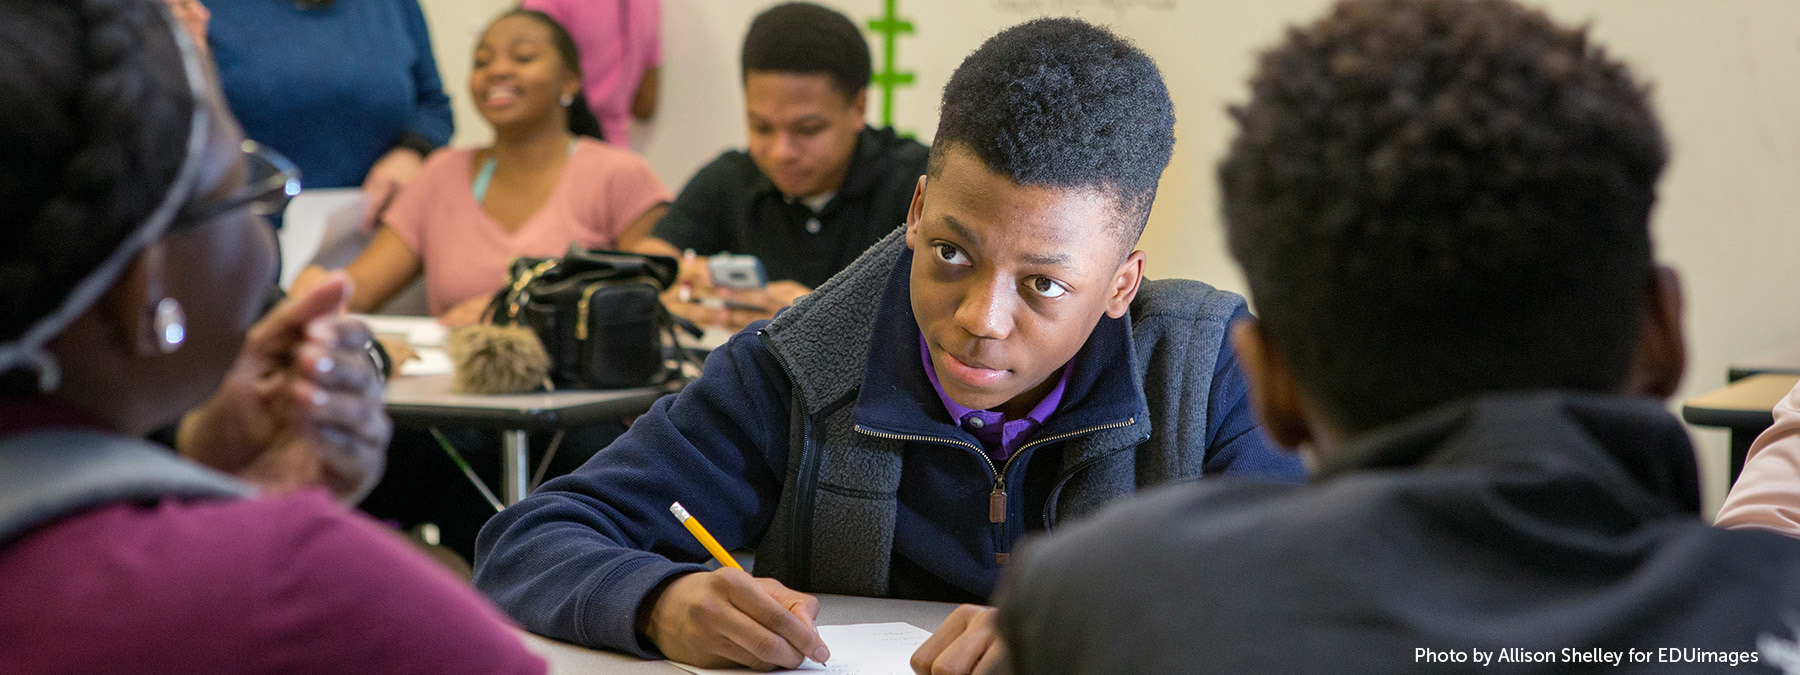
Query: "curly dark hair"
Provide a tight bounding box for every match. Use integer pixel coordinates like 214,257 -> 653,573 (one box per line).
931,18 -> 1175,244
1219,0 -> 1667,432
741,2 -> 870,101
0,0 -> 198,341
495,9 -> 605,141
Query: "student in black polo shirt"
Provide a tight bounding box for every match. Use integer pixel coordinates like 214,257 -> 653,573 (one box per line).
623,2 -> 927,329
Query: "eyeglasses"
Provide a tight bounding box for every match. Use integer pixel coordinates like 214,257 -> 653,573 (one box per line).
184,140 -> 303,223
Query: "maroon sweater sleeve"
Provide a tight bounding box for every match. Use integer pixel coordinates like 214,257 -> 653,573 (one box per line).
0,489 -> 546,675
247,490 -> 547,675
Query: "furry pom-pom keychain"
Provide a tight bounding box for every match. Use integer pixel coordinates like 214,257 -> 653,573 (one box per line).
447,324 -> 551,394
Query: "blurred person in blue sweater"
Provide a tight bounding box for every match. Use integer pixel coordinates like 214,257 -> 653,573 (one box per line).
207,0 -> 453,229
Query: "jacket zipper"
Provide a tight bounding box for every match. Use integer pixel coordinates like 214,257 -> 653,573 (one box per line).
757,329 -> 816,587
854,417 -> 1135,565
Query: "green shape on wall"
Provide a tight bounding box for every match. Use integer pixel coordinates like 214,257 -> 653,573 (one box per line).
867,0 -> 916,133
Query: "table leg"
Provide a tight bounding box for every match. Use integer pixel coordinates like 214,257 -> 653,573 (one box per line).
502,429 -> 529,505
1731,428 -> 1756,486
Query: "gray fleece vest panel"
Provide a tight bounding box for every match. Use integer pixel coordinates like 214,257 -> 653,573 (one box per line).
1045,278 -> 1244,522
756,227 -> 1248,597
0,430 -> 253,546
756,227 -> 908,595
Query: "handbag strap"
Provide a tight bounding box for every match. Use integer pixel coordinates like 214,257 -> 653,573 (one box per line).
555,247 -> 680,290
487,256 -> 561,324
652,311 -> 704,387
486,249 -> 680,325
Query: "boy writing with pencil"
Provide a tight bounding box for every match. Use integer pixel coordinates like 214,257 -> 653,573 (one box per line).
994,1 -> 1800,672
474,17 -> 1302,674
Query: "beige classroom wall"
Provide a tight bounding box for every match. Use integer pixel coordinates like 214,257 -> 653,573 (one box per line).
419,0 -> 1800,516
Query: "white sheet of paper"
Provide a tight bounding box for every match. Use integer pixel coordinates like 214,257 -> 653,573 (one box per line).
352,314 -> 452,376
277,188 -> 368,290
398,347 -> 454,376
667,622 -> 932,675
352,314 -> 448,348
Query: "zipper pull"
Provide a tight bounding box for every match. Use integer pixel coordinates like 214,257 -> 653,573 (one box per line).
990,487 -> 1010,566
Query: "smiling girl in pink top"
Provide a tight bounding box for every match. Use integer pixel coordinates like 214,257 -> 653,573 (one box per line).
294,10 -> 670,324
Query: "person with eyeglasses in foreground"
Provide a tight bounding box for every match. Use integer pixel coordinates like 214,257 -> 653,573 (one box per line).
474,17 -> 1302,675
993,1 -> 1800,673
0,1 -> 544,672
167,137 -> 395,502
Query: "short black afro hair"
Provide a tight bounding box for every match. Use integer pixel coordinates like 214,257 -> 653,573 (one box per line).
1220,0 -> 1668,432
741,2 -> 870,102
931,18 -> 1175,244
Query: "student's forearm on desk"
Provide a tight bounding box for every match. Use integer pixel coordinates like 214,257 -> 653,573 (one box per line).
614,204 -> 670,253
474,490 -> 711,657
620,233 -> 682,258
473,328 -> 796,654
292,227 -> 422,314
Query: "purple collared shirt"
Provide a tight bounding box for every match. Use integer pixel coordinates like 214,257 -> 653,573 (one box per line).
919,334 -> 1072,463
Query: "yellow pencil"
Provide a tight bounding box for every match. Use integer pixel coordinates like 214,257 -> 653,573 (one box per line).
670,501 -> 744,570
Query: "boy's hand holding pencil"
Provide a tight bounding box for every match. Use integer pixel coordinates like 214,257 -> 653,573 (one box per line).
642,502 -> 831,670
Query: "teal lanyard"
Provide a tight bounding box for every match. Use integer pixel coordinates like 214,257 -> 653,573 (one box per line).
472,140 -> 578,204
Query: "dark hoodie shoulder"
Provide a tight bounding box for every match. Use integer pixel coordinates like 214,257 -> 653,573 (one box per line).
999,391 -> 1800,675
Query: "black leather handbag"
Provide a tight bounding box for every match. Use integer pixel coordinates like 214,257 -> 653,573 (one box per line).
485,246 -> 694,390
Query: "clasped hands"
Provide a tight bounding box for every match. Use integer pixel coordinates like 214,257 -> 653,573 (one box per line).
644,567 -> 1005,674
177,273 -> 391,503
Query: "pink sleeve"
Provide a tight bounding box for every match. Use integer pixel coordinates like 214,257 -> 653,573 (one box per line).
254,492 -> 546,675
588,146 -> 670,245
380,151 -> 460,255
1715,378 -> 1800,538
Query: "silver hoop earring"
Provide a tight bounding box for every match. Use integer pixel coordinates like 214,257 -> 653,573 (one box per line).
561,93 -> 575,107
153,297 -> 186,354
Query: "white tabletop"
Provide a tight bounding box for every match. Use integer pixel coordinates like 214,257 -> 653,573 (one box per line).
382,372 -> 674,432
357,313 -> 678,430
354,314 -> 735,358
520,594 -> 960,674
384,373 -> 671,414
